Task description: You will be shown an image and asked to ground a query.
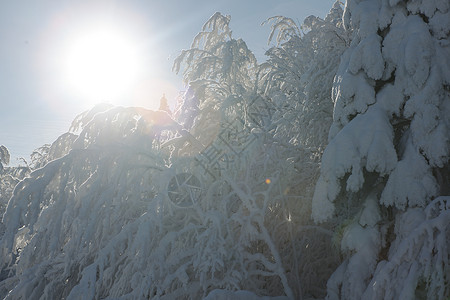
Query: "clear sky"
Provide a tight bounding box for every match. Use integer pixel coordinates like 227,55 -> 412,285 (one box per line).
0,0 -> 335,164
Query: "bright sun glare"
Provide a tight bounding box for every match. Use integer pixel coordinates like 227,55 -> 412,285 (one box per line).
64,26 -> 140,103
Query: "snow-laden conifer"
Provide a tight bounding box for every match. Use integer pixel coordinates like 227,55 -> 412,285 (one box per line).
312,0 -> 450,298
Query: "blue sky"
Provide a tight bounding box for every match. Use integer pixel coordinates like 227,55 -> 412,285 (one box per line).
0,0 -> 335,164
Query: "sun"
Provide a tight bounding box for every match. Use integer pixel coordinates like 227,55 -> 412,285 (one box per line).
64,26 -> 141,104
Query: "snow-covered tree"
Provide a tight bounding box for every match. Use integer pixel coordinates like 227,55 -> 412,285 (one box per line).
260,0 -> 349,204
174,12 -> 258,95
245,5 -> 351,296
312,0 -> 450,298
0,145 -> 10,173
0,103 -> 300,299
1,131 -> 78,232
0,106 -> 171,298
0,146 -> 30,237
0,145 -> 11,238
173,12 -> 260,148
262,1 -> 349,153
171,13 -> 306,298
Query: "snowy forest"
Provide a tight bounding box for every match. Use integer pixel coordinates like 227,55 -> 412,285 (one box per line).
1,0 -> 449,299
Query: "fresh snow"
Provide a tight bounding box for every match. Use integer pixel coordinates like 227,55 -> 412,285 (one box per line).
1,0 -> 449,299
